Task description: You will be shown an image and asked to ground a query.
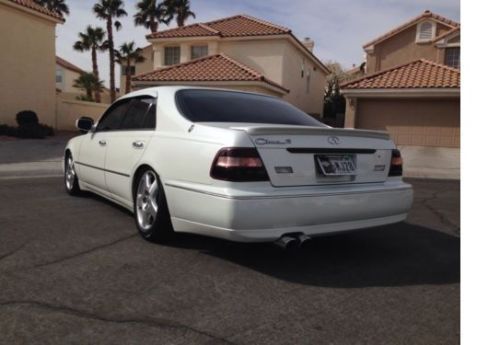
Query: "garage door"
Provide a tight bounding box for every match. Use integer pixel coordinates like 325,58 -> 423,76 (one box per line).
356,98 -> 460,147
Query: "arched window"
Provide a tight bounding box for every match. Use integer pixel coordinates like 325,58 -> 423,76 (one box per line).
416,21 -> 434,42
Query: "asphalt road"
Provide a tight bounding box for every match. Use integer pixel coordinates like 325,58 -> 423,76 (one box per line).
0,177 -> 460,345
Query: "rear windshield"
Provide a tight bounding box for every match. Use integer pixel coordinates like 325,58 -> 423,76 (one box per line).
175,89 -> 325,127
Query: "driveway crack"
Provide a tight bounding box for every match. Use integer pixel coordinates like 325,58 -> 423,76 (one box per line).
421,191 -> 460,234
0,242 -> 28,263
33,234 -> 138,269
0,299 -> 238,344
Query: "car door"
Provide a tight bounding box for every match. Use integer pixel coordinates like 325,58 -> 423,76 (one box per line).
104,96 -> 157,202
76,99 -> 132,191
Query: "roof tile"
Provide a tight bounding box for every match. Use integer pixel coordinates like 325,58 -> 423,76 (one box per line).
148,14 -> 290,39
133,53 -> 288,92
7,0 -> 63,21
363,10 -> 459,48
341,59 -> 460,89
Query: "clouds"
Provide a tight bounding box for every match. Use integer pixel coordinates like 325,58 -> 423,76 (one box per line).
57,0 -> 460,88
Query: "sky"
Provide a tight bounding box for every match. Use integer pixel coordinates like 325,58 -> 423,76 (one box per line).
56,0 -> 460,88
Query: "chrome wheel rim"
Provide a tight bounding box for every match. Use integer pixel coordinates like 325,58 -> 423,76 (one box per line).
136,171 -> 159,231
65,156 -> 76,190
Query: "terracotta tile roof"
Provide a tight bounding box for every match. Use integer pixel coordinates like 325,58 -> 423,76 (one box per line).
148,14 -> 290,39
133,53 -> 289,93
56,56 -> 85,74
341,59 -> 460,89
363,10 -> 459,48
6,0 -> 64,21
433,26 -> 460,43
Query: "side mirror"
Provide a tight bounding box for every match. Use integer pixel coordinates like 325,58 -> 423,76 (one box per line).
76,116 -> 94,133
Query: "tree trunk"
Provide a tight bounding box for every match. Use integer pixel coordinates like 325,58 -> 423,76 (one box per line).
86,87 -> 93,101
91,47 -> 101,103
126,58 -> 131,93
151,20 -> 158,33
177,16 -> 183,27
107,17 -> 116,102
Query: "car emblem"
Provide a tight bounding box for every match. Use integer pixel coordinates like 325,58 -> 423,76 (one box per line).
327,136 -> 340,145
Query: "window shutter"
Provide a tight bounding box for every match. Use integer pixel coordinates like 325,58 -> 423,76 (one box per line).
418,22 -> 433,41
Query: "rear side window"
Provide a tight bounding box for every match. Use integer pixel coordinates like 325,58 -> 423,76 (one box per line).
97,99 -> 131,131
121,97 -> 156,130
175,89 -> 325,127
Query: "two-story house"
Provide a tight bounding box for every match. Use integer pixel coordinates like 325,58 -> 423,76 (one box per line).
0,0 -> 63,127
56,56 -> 112,103
341,10 -> 460,179
125,14 -> 329,116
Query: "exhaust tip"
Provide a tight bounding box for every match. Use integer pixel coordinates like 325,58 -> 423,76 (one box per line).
274,236 -> 300,250
297,234 -> 312,249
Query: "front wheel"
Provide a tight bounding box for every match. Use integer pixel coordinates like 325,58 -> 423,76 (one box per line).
64,153 -> 81,196
134,169 -> 174,242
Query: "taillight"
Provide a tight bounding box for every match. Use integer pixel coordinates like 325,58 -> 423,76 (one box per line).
389,149 -> 403,177
210,148 -> 269,182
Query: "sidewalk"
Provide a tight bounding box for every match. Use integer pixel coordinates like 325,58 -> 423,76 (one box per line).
0,134 -> 74,179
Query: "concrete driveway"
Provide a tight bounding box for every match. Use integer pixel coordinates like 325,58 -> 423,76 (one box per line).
0,174 -> 459,344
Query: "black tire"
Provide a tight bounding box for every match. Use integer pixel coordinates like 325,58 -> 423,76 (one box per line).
64,153 -> 82,196
134,169 -> 175,243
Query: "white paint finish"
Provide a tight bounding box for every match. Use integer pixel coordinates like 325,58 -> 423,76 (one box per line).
65,86 -> 414,242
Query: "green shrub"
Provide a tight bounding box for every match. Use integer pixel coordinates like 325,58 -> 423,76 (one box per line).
16,110 -> 39,126
0,124 -> 18,137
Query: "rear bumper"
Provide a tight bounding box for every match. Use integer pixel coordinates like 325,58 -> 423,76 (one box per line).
165,180 -> 413,242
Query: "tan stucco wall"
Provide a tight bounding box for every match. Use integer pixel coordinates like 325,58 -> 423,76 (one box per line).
0,3 -> 57,126
353,98 -> 460,147
281,42 -> 326,115
366,22 -> 451,73
56,65 -> 82,94
55,97 -> 109,131
219,39 -> 286,86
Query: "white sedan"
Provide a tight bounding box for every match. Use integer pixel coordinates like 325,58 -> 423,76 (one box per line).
64,86 -> 413,248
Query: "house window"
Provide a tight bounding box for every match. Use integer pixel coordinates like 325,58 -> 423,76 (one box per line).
121,65 -> 136,76
164,46 -> 180,65
416,21 -> 434,42
191,45 -> 208,60
445,47 -> 460,68
56,69 -> 63,83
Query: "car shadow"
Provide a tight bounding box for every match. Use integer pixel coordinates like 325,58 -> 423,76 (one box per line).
166,222 -> 460,288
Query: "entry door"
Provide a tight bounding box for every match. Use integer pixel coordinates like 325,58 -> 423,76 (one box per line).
105,97 -> 157,201
76,99 -> 133,191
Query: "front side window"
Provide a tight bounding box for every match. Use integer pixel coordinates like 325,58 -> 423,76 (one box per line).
176,89 -> 325,127
120,97 -> 156,130
96,99 -> 132,131
191,45 -> 208,60
444,47 -> 460,68
165,46 -> 180,65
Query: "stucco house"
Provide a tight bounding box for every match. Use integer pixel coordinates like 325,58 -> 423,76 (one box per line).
341,10 -> 460,178
124,14 -> 329,116
56,56 -> 112,103
0,0 -> 63,127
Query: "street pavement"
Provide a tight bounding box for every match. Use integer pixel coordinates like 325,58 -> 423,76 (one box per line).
0,176 -> 459,345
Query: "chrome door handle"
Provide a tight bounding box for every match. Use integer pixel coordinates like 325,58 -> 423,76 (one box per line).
132,141 -> 144,149
99,140 -> 106,146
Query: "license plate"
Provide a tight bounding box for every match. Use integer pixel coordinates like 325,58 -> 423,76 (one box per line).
316,154 -> 357,176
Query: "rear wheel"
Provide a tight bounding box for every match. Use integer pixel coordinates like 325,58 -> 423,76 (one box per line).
134,169 -> 174,242
64,153 -> 81,196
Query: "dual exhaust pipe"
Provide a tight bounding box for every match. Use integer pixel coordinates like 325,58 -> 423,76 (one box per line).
274,233 -> 311,250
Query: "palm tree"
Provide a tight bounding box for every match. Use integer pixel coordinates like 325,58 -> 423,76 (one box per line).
134,0 -> 171,33
93,0 -> 128,102
73,73 -> 104,102
115,42 -> 146,94
167,0 -> 195,27
34,0 -> 69,18
73,26 -> 106,103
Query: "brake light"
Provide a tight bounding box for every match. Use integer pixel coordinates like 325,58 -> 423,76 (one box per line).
389,149 -> 403,177
210,148 -> 269,181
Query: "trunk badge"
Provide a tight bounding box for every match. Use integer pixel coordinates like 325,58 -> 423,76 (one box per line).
328,136 -> 341,145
